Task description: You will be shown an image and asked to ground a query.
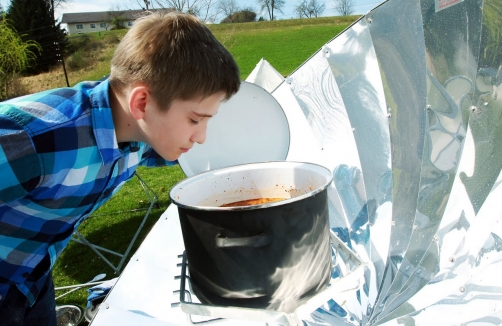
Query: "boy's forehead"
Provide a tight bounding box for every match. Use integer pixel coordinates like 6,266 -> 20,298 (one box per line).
170,92 -> 225,113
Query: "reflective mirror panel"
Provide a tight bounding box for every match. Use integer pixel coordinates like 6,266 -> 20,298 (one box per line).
274,0 -> 502,323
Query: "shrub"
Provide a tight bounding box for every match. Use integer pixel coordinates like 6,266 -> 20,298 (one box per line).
221,9 -> 257,23
1,73 -> 29,100
65,49 -> 90,71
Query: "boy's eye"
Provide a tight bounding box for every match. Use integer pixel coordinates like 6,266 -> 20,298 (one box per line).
190,119 -> 199,124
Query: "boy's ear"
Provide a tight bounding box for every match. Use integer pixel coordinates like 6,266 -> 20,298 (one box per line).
128,85 -> 150,120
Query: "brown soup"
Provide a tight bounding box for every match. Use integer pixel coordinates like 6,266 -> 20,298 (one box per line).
220,198 -> 285,207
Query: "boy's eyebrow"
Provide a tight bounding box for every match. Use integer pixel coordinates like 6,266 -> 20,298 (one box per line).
192,111 -> 217,118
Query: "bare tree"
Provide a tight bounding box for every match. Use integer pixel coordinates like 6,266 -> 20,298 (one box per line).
196,0 -> 220,23
153,0 -> 202,13
129,0 -> 154,10
154,0 -> 219,22
217,0 -> 240,18
295,0 -> 325,18
108,4 -> 127,29
333,0 -> 354,16
256,0 -> 285,21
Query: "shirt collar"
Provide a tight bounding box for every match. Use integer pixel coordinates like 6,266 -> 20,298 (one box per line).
90,79 -> 122,165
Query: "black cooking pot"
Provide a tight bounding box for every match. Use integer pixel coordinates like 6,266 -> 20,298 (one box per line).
170,161 -> 333,313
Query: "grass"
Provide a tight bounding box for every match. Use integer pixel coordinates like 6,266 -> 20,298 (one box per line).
21,16 -> 361,93
218,24 -> 349,77
209,16 -> 360,77
19,31 -> 123,93
18,15 -> 360,323
54,166 -> 185,305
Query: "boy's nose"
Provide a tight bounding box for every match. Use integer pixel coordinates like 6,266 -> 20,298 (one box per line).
190,127 -> 207,144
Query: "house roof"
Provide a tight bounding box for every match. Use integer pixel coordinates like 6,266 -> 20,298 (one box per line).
61,10 -> 151,24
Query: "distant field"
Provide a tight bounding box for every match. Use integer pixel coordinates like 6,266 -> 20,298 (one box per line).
21,15 -> 360,93
48,15 -> 360,319
214,24 -> 350,78
208,16 -> 360,78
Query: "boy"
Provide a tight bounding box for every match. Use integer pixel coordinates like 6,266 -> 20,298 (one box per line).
0,11 -> 240,325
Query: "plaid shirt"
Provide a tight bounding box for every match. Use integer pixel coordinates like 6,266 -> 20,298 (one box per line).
0,79 -> 176,307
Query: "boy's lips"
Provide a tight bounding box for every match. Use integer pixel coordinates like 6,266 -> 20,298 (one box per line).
180,148 -> 190,153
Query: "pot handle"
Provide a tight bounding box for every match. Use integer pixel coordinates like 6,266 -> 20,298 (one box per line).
215,233 -> 272,248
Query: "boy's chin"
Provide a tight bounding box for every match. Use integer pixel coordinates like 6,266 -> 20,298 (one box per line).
164,153 -> 181,161
155,148 -> 181,161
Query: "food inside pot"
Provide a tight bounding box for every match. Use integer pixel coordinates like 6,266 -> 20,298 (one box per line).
220,198 -> 285,207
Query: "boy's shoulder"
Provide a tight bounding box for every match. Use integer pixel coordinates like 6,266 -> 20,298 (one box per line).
0,80 -> 107,132
4,81 -> 100,107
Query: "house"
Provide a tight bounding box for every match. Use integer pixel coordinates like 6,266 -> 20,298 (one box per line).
61,9 -> 152,35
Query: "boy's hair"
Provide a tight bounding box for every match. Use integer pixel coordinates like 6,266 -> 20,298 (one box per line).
109,11 -> 240,110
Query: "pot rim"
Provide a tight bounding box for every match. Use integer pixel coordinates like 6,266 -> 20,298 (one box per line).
169,161 -> 333,211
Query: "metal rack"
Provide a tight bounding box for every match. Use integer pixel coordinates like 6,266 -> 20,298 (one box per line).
71,173 -> 158,274
172,230 -> 365,325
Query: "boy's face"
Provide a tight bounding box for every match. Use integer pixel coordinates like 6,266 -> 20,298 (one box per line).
143,92 -> 227,161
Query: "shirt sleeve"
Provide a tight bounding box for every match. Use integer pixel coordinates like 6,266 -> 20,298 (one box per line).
0,115 -> 41,204
139,145 -> 178,167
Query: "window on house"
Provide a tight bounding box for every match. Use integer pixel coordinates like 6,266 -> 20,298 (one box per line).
127,21 -> 133,27
100,22 -> 106,28
90,23 -> 96,28
76,24 -> 83,29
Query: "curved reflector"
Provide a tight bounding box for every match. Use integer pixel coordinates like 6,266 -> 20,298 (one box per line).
270,0 -> 502,323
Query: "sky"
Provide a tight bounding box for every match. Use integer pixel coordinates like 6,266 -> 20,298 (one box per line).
0,0 -> 384,23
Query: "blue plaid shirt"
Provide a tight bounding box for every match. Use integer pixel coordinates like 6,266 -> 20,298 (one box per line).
0,79 -> 176,307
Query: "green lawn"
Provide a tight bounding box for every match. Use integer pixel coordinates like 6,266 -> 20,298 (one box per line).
53,166 -> 185,306
52,15 -> 360,321
209,16 -> 359,78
